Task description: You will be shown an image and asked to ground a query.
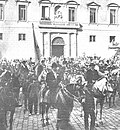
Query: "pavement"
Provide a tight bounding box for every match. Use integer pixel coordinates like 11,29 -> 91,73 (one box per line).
6,95 -> 120,130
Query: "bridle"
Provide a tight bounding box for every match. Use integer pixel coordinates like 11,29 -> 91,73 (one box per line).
62,84 -> 83,105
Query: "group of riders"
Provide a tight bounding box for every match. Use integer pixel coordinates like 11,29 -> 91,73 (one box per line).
0,55 -> 120,130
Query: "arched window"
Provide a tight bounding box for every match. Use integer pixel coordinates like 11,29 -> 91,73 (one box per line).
52,37 -> 65,45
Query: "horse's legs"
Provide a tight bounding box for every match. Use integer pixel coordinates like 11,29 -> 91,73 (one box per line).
4,111 -> 7,128
113,90 -> 116,106
46,104 -> 50,125
99,99 -> 104,125
94,98 -> 97,121
94,98 -> 99,127
109,96 -> 112,108
41,102 -> 46,127
9,109 -> 15,130
80,105 -> 83,117
24,94 -> 28,113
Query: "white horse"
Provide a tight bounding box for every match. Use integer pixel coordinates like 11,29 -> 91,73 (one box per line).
92,77 -> 113,126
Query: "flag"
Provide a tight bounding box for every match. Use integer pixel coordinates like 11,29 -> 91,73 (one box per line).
32,23 -> 41,63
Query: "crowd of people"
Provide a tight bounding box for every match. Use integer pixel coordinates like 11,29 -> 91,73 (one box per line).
0,55 -> 120,130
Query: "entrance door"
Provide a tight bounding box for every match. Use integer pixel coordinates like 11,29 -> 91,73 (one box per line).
52,45 -> 64,57
52,37 -> 64,57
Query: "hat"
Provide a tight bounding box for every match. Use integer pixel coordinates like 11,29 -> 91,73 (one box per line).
89,63 -> 95,67
52,62 -> 57,68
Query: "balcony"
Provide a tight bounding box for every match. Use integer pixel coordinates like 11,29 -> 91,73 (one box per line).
39,20 -> 82,30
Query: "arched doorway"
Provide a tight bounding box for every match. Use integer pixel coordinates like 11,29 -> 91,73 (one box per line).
52,37 -> 64,57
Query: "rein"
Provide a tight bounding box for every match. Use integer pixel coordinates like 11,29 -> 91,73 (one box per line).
63,87 -> 81,104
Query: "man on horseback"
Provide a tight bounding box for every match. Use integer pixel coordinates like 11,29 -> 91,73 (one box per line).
46,62 -> 61,90
86,63 -> 100,84
45,62 -> 61,107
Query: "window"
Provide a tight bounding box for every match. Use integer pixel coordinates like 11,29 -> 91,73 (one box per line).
19,5 -> 27,21
87,2 -> 100,24
18,34 -> 26,41
0,33 -> 3,40
41,6 -> 50,20
90,35 -> 96,42
107,3 -> 120,25
0,4 -> 3,20
110,9 -> 116,24
90,8 -> 96,23
69,7 -> 75,21
110,36 -> 115,43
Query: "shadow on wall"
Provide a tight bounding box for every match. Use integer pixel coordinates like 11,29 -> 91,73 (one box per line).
0,43 -> 8,59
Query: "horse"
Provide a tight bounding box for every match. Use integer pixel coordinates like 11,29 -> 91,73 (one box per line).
90,77 -> 113,126
0,70 -> 21,130
39,82 -> 84,129
11,72 -> 21,103
0,87 -> 6,130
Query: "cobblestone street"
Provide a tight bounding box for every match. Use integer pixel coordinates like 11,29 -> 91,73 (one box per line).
6,96 -> 120,130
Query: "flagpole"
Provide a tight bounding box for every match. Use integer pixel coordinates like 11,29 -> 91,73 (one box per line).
32,23 -> 41,76
32,23 -> 41,63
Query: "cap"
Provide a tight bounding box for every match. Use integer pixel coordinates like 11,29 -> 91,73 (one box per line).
89,63 -> 95,67
52,62 -> 57,68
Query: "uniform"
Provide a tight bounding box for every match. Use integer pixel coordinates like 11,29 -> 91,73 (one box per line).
83,63 -> 97,130
82,87 -> 95,130
28,79 -> 40,115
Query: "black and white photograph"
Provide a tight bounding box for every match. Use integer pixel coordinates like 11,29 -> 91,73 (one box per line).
0,0 -> 120,130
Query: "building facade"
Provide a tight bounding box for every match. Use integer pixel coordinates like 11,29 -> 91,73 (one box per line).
0,0 -> 120,60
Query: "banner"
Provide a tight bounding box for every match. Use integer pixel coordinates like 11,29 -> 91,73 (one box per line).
32,23 -> 41,63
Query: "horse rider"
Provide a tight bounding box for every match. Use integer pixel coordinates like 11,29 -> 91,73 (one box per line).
34,60 -> 46,78
46,62 -> 61,90
44,62 -> 61,107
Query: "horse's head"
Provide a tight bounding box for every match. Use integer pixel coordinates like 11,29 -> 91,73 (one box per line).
0,70 -> 12,83
65,83 -> 85,101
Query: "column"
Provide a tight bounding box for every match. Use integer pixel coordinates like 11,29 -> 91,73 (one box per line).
69,33 -> 71,57
42,32 -> 45,57
76,32 -> 78,57
49,32 -> 52,57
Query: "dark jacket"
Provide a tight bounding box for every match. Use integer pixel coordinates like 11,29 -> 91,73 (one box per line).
36,64 -> 43,77
83,88 -> 95,112
85,69 -> 100,83
46,70 -> 61,90
28,81 -> 40,98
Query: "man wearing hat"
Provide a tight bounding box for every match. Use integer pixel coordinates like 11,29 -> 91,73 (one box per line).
44,62 -> 61,107
83,62 -> 100,130
46,62 -> 61,91
85,63 -> 100,84
83,62 -> 105,130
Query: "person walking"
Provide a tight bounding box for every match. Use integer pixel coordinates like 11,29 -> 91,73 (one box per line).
83,63 -> 97,130
28,76 -> 40,115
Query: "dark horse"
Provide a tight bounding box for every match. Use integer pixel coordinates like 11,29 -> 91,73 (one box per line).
40,83 -> 84,130
0,87 -> 6,130
0,70 -> 21,130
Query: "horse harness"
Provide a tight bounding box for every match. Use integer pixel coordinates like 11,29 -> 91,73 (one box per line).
62,84 -> 82,105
